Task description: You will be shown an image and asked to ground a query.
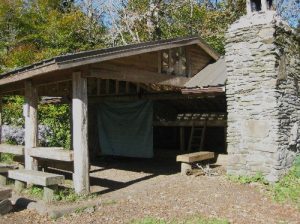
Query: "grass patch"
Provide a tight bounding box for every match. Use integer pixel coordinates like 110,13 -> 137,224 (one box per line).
227,172 -> 268,185
0,153 -> 15,164
24,186 -> 94,202
24,186 -> 44,199
271,156 -> 300,208
227,156 -> 300,208
130,217 -> 229,224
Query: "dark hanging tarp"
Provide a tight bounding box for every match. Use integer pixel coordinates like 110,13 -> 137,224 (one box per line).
97,100 -> 153,158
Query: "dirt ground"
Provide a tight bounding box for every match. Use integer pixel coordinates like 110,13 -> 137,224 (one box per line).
1,158 -> 299,224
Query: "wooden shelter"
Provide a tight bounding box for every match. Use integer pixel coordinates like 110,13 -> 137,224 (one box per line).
0,36 -> 227,194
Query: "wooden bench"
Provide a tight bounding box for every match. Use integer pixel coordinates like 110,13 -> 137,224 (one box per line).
0,163 -> 18,186
0,144 -> 24,156
0,187 -> 12,215
8,169 -> 64,202
176,151 -> 215,175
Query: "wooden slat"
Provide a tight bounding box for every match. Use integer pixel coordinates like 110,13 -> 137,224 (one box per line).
28,147 -> 74,162
0,144 -> 24,155
176,151 -> 215,163
0,188 -> 12,201
8,170 -> 64,186
153,120 -> 226,127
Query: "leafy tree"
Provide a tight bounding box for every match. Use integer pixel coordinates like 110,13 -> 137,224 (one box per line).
0,0 -> 106,73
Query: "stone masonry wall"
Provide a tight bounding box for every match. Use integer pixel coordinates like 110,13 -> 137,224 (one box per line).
225,11 -> 300,181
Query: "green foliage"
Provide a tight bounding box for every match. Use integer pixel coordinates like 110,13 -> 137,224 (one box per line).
272,156 -> 300,208
54,188 -> 91,202
26,186 -> 44,199
0,0 -> 105,73
130,216 -> 229,224
2,96 -> 24,127
25,185 -> 91,202
0,153 -> 14,164
38,104 -> 71,149
2,96 -> 71,149
227,172 -> 268,185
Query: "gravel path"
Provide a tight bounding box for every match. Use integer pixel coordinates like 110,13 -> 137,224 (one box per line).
1,159 -> 299,224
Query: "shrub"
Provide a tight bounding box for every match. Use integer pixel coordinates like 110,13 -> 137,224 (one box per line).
2,96 -> 71,149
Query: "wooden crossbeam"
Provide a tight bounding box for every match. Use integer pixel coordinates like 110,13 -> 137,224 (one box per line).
28,147 -> 73,162
87,64 -> 190,87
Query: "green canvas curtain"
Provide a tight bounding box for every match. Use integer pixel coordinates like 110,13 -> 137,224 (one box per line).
97,100 -> 153,158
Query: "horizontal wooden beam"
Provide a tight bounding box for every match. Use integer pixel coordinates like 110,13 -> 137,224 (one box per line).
89,92 -> 222,103
0,144 -> 24,156
153,120 -> 226,127
28,147 -> 74,162
8,169 -> 64,186
87,64 -> 190,87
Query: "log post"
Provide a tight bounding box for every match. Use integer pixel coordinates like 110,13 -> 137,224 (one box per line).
0,97 -> 2,144
72,72 -> 90,194
180,127 -> 185,152
24,80 -> 38,171
261,0 -> 268,12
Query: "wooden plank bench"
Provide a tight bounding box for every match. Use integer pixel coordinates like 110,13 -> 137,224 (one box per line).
0,187 -> 13,215
8,170 -> 64,202
0,163 -> 18,186
176,151 -> 215,175
27,147 -> 74,162
0,144 -> 24,156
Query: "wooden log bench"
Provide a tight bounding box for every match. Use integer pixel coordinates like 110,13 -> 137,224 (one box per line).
8,170 -> 64,202
176,151 -> 215,175
0,187 -> 13,215
0,163 -> 18,186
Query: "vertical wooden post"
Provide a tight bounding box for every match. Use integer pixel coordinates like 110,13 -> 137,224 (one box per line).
157,51 -> 162,74
24,80 -> 38,170
261,0 -> 268,12
0,97 -> 2,162
0,97 -> 2,144
180,127 -> 185,152
72,71 -> 90,194
246,0 -> 252,14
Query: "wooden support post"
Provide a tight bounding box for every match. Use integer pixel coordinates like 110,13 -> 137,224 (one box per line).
158,51 -> 162,74
43,185 -> 58,202
96,79 -> 101,96
181,162 -> 192,175
15,180 -> 25,193
115,80 -> 119,95
105,79 -> 110,94
246,0 -> 252,14
0,97 -> 2,144
0,174 -> 7,186
186,47 -> 192,77
180,127 -> 185,152
24,80 -> 38,171
0,97 -> 2,162
261,0 -> 268,11
72,72 -> 90,195
125,82 -> 130,94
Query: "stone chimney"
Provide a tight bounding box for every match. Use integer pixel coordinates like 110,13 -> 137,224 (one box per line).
225,0 -> 300,181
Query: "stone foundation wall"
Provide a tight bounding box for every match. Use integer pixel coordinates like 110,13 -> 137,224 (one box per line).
225,12 -> 300,181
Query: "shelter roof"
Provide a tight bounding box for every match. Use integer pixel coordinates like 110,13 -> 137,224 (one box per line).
0,36 -> 219,86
